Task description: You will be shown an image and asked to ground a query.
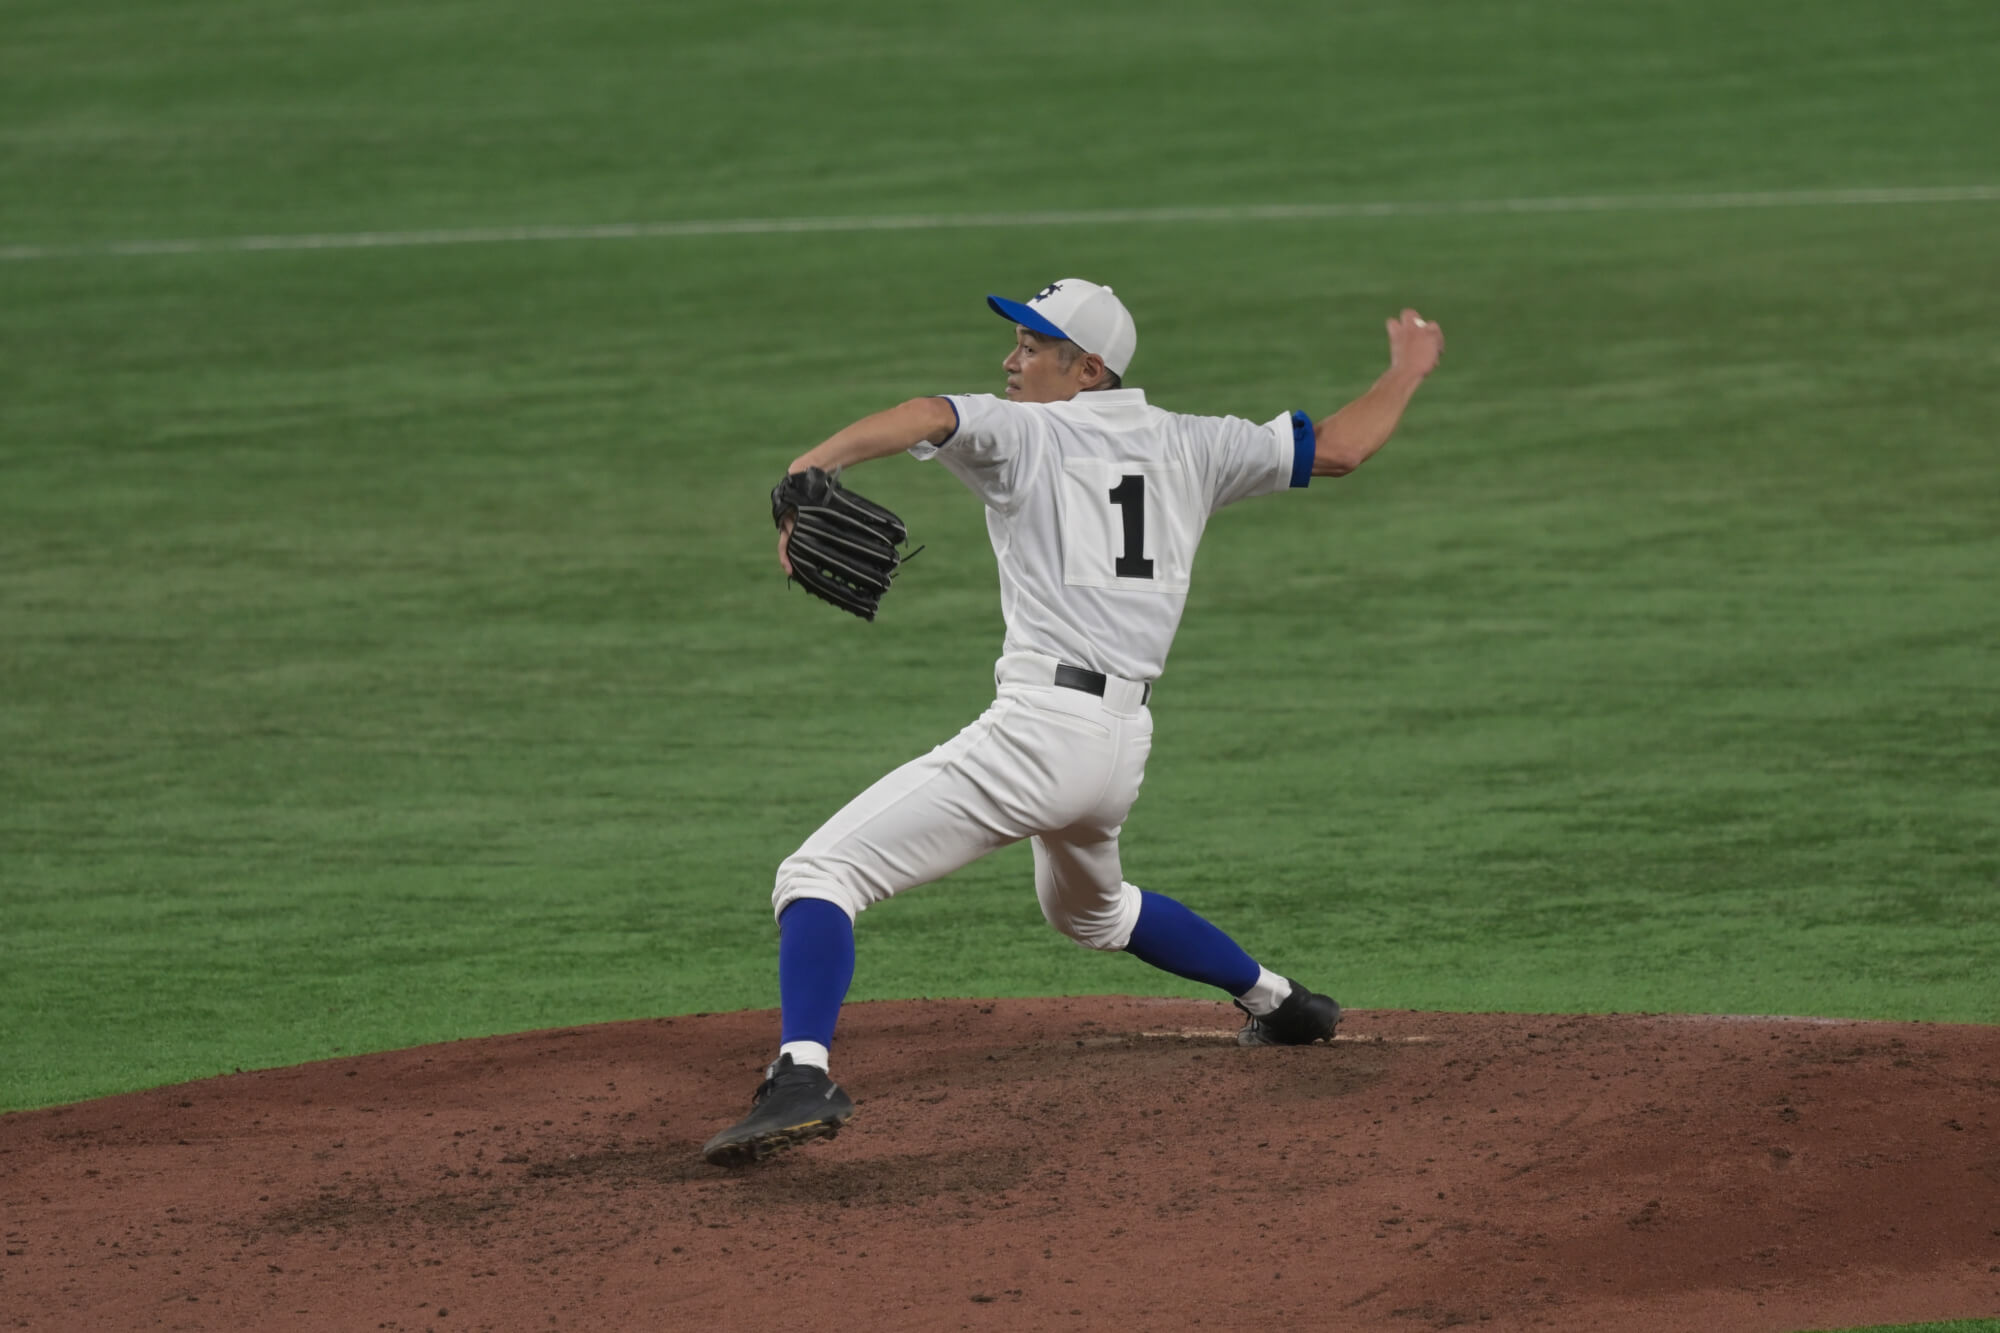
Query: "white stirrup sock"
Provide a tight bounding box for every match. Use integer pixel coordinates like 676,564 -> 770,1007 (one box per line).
778,1040 -> 831,1072
1236,968 -> 1293,1017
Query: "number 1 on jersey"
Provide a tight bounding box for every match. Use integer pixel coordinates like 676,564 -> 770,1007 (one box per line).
1107,474 -> 1154,579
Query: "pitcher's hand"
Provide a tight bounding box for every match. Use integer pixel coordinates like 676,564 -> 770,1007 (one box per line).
1387,309 -> 1444,381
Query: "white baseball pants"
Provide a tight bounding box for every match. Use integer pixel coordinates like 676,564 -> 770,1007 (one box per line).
773,652 -> 1154,950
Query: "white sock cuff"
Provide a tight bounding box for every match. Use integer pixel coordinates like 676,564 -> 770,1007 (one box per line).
778,1040 -> 831,1072
1236,968 -> 1293,1018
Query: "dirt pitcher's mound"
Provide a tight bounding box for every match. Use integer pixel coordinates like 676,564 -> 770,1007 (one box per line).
3,1003 -> 1998,1332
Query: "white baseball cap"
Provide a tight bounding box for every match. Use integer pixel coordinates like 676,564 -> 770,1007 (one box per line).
987,278 -> 1137,378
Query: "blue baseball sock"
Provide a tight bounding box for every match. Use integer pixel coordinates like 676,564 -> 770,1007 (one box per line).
1124,889 -> 1261,997
778,898 -> 856,1049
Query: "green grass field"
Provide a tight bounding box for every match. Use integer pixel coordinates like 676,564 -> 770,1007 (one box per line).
5,0 -> 1997,1166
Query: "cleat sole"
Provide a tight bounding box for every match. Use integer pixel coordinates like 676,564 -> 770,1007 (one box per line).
701,1111 -> 852,1168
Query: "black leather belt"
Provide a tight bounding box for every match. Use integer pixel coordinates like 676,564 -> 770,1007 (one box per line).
1053,663 -> 1151,705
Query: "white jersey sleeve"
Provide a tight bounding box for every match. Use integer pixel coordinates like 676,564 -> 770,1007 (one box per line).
1191,409 -> 1315,511
906,394 -> 1034,510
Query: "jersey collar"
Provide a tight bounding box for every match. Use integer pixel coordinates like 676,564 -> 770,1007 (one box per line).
1069,388 -> 1146,409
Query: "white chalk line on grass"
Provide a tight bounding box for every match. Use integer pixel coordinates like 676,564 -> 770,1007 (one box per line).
5,186 -> 1998,262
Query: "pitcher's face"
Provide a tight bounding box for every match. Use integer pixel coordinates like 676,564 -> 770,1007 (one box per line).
1002,327 -> 1095,403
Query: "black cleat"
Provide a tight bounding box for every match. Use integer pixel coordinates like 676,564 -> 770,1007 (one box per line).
1235,979 -> 1341,1046
701,1054 -> 855,1167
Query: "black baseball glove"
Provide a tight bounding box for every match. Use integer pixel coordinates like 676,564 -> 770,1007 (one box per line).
771,467 -> 919,621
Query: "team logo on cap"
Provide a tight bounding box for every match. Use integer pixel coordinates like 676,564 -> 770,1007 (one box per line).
1032,282 -> 1064,303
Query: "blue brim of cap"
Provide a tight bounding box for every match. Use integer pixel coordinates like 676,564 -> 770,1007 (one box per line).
987,295 -> 1069,342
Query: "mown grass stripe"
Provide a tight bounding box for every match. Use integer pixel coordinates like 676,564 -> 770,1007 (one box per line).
5,185 -> 1998,262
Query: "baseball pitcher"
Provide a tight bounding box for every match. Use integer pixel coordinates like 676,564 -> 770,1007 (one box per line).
707,279 -> 1445,1165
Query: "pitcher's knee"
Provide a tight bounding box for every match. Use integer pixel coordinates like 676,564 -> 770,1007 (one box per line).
772,856 -> 868,925
1039,883 -> 1141,952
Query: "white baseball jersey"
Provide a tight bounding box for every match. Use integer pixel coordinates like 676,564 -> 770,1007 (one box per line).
909,389 -> 1315,682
